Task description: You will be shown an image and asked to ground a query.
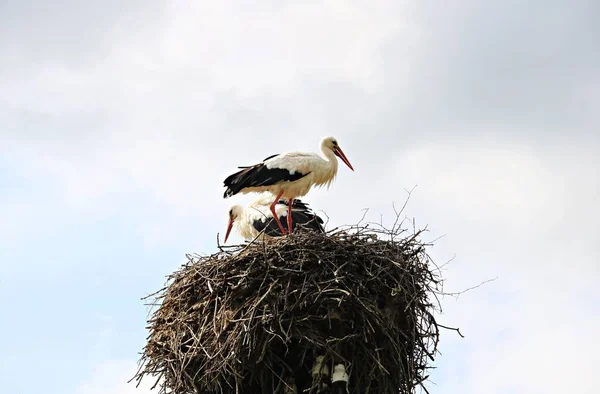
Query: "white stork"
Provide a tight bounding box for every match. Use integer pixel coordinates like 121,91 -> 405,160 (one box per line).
223,193 -> 325,243
223,136 -> 353,235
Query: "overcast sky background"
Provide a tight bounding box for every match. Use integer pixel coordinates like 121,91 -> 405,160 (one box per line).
1,1 -> 598,393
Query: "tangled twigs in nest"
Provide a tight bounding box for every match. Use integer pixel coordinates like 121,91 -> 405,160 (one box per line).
134,225 -> 446,394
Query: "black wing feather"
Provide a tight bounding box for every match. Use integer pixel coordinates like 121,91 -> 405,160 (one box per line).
223,157 -> 310,198
262,153 -> 280,162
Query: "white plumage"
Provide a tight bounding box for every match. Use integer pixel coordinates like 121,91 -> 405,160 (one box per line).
223,193 -> 325,243
223,136 -> 353,235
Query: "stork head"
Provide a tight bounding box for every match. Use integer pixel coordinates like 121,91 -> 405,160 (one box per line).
224,205 -> 243,243
321,136 -> 354,171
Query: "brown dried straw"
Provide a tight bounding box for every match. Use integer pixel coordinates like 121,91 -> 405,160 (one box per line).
133,222 -> 446,394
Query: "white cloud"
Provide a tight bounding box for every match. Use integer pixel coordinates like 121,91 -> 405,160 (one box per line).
393,140 -> 564,233
157,0 -> 416,95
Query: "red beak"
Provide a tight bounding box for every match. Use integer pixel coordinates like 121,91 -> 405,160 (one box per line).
334,147 -> 354,171
224,218 -> 234,243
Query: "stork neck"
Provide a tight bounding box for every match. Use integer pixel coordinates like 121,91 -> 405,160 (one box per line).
320,146 -> 338,176
321,146 -> 336,163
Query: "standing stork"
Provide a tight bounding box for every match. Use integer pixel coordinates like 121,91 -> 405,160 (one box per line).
223,193 -> 325,243
223,136 -> 353,235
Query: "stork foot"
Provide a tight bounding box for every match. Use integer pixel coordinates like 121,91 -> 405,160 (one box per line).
277,221 -> 287,235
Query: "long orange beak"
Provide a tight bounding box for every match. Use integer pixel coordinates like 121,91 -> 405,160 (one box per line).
334,147 -> 354,171
224,218 -> 234,243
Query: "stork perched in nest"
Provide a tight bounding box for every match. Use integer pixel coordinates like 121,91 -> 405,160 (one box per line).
223,193 -> 325,243
223,136 -> 353,235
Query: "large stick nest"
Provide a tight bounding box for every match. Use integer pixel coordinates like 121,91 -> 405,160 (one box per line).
134,224 -> 444,394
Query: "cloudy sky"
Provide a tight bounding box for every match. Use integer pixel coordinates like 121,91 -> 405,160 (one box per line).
1,1 -> 598,393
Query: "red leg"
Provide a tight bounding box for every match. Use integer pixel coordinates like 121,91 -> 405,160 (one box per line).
269,190 -> 287,235
287,198 -> 294,234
